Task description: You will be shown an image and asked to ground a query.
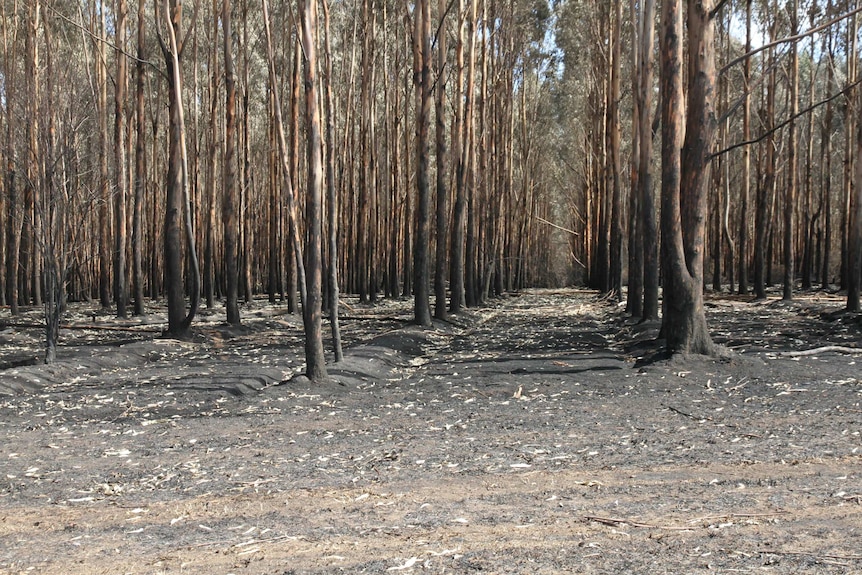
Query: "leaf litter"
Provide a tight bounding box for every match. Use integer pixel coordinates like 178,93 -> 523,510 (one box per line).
0,290 -> 860,573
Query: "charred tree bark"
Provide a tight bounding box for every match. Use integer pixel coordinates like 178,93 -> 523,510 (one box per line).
300,0 -> 328,381
322,0 -> 343,362
783,1 -> 799,301
114,0 -> 129,318
413,0 -> 433,326
434,0 -> 449,320
132,0 -> 147,316
5,0 -> 19,315
841,11 -> 857,291
754,14 -> 777,300
96,2 -> 111,309
738,0 -> 752,295
157,0 -> 201,337
608,0 -> 623,300
639,0 -> 658,319
821,0 -> 835,290
660,0 -> 716,356
223,0 -> 240,325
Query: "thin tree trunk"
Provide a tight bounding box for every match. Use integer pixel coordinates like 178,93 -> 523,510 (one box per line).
158,0 -> 201,337
262,0 -> 307,311
738,0 -> 752,295
609,0 -> 623,300
96,1 -> 111,309
783,0 -> 799,301
801,23 -> 816,292
851,94 -> 862,310
223,0 -> 240,325
4,0 -> 19,315
434,0 -> 449,320
841,11 -> 857,290
114,0 -> 129,318
640,0 -> 658,319
627,0 -> 642,317
755,14 -> 777,300
357,0 -> 372,302
821,0 -> 835,290
300,0 -> 328,381
413,0 -> 433,326
132,0 -> 147,315
450,0 -> 476,313
203,0 -> 219,309
322,0 -> 343,362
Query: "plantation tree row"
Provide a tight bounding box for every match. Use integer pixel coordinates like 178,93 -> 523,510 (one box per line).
0,0 -> 861,373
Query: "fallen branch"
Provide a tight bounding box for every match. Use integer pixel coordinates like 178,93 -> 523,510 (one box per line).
66,324 -> 162,332
690,511 -> 788,524
0,321 -> 161,332
583,515 -> 692,531
759,549 -> 862,562
781,345 -> 862,357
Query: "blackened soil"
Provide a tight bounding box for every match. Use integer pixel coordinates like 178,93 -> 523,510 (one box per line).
0,289 -> 860,574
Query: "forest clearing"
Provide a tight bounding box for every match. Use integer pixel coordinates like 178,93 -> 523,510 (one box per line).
1,289 -> 860,574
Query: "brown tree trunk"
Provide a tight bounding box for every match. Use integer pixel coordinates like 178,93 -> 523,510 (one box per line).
96,1 -> 111,309
450,0 -> 476,313
850,91 -> 862,310
821,0 -> 835,290
783,0 -> 799,301
434,0 -> 449,320
262,0 -> 307,311
413,0 -> 433,326
322,0 -> 343,362
841,11 -> 857,290
801,24 -> 816,292
357,0 -> 373,302
660,0 -> 716,355
608,0 -> 623,299
132,0 -> 147,316
754,12 -> 777,300
203,0 -> 219,310
5,0 -> 19,314
158,0 -> 200,337
300,0 -> 328,381
114,0 -> 129,318
223,0 -> 240,325
627,0 -> 642,317
738,0 -> 752,295
639,0 -> 658,319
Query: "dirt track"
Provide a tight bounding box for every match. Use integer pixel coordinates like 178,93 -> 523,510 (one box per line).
0,289 -> 860,574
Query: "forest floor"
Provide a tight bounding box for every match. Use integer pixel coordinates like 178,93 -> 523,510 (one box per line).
0,288 -> 860,575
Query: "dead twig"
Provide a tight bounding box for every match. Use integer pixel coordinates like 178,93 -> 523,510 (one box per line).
781,345 -> 862,357
663,404 -> 712,422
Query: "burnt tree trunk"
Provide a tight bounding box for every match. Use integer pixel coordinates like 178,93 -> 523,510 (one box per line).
158,0 -> 200,337
434,0 -> 449,320
413,0 -> 433,326
132,0 -> 147,316
300,0 -> 328,381
660,0 -> 716,355
223,0 -> 240,325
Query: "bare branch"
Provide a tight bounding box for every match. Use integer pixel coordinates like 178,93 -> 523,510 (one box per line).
720,5 -> 862,75
710,77 -> 862,160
